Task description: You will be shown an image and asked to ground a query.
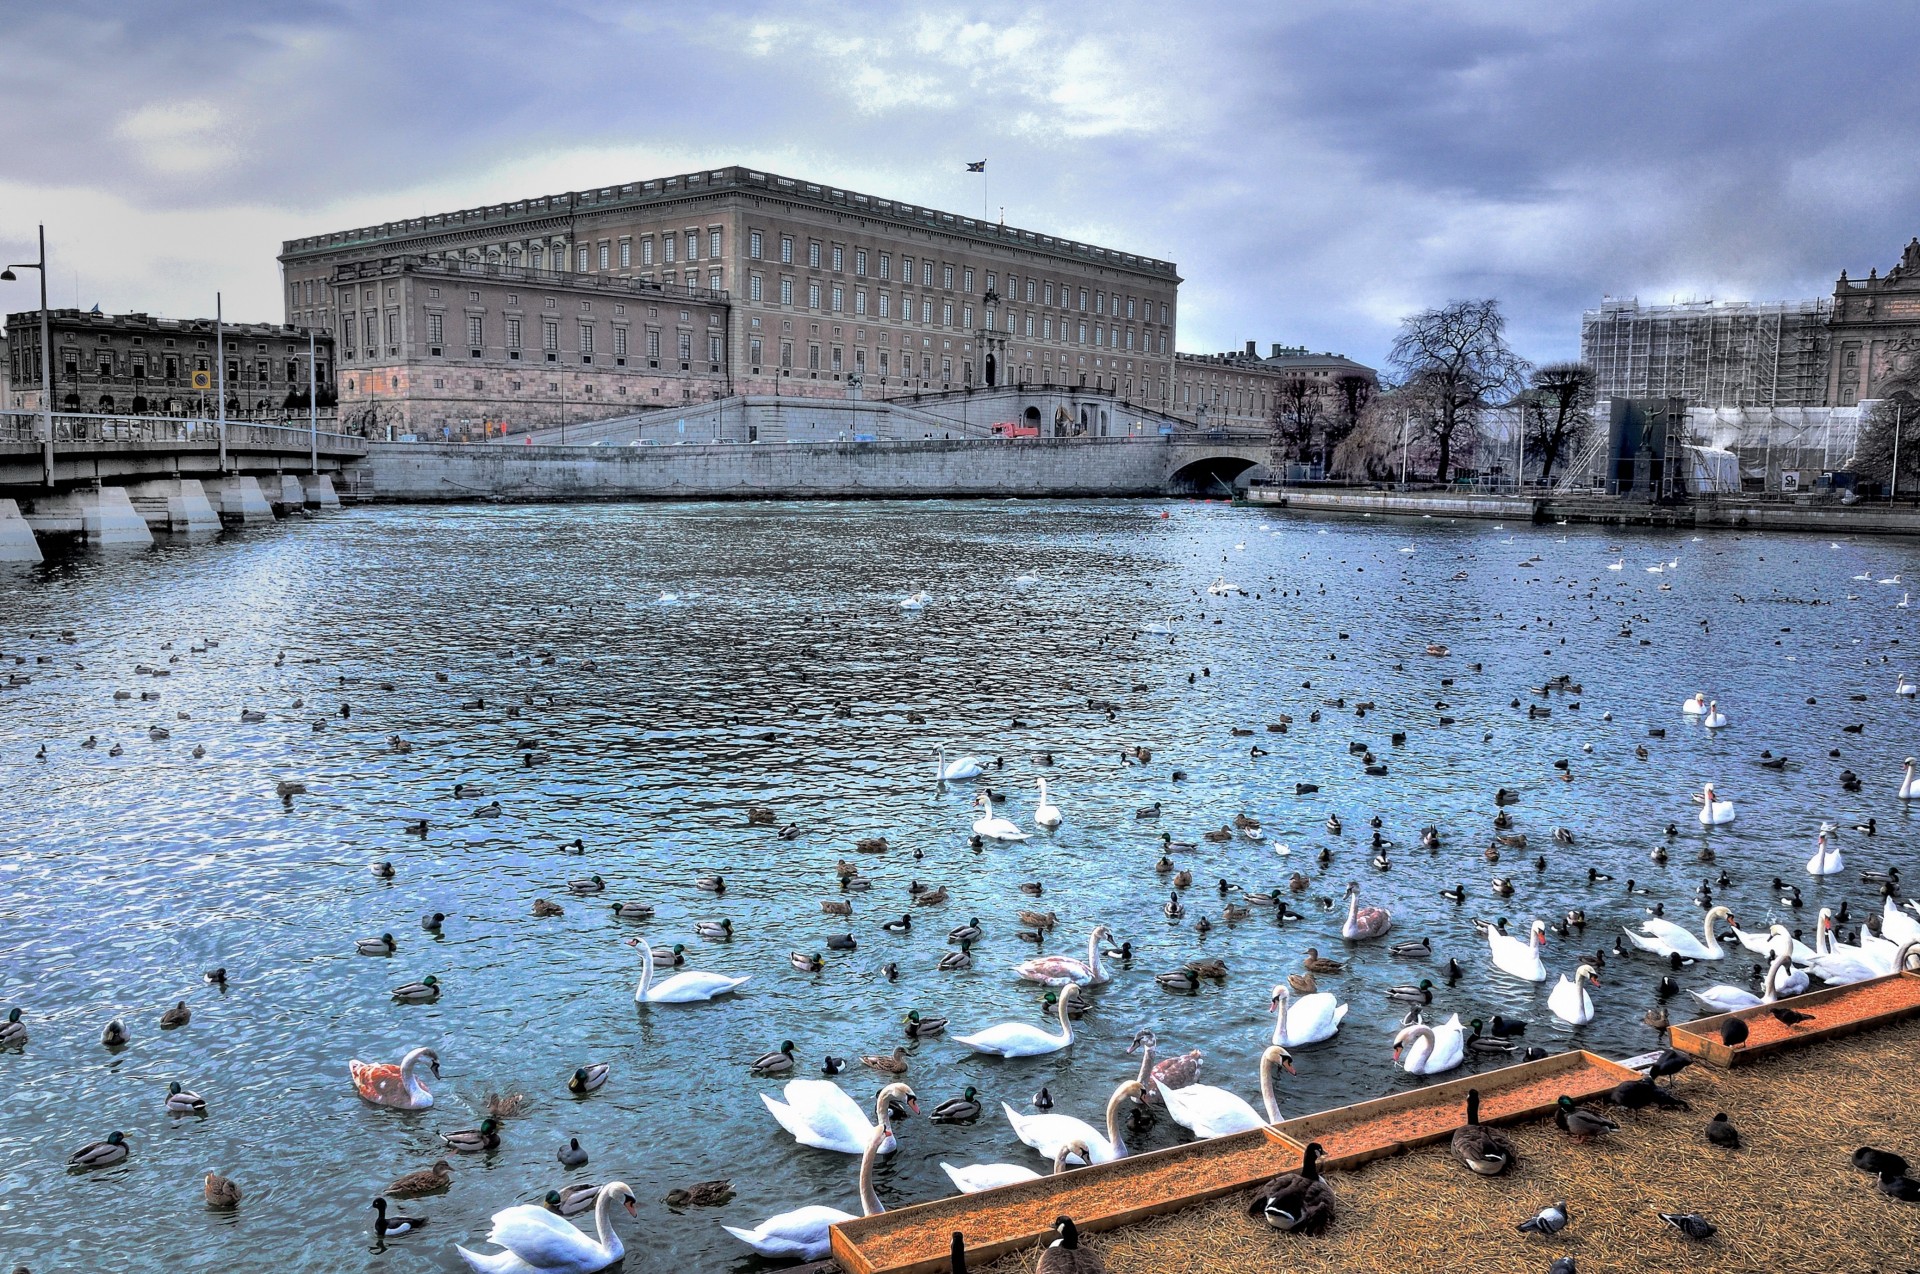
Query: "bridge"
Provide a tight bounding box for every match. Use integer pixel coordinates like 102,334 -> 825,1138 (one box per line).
0,410 -> 366,562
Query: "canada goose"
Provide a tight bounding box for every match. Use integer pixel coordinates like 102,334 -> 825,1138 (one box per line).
1451,1089 -> 1515,1175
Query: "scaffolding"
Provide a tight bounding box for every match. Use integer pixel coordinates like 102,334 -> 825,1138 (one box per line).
1580,297 -> 1833,408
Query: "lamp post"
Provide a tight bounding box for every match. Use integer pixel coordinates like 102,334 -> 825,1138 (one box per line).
2,223 -> 55,485
1399,412 -> 1413,488
308,327 -> 318,474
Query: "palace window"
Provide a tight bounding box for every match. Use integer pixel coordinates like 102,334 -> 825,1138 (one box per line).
854,248 -> 867,276
780,277 -> 794,306
809,240 -> 821,268
780,235 -> 793,263
677,331 -> 691,361
749,230 -> 764,260
877,292 -> 890,319
809,281 -> 822,309
831,245 -> 843,272
619,240 -> 631,268
878,251 -> 891,280
709,228 -> 722,258
831,285 -> 844,312
663,235 -> 675,263
750,337 -> 762,365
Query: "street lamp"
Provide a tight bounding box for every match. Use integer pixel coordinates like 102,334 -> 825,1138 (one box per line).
2,223 -> 55,485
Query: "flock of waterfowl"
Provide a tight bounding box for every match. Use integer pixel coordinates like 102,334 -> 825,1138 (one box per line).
8,511 -> 1920,1274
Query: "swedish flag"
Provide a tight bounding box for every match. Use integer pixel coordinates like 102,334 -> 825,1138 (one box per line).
966,160 -> 985,172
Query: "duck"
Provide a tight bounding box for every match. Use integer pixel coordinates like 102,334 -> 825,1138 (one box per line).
1390,937 -> 1432,959
159,1000 -> 191,1028
930,1086 -> 982,1124
1548,964 -> 1600,1026
753,1041 -> 797,1074
914,886 -> 951,907
1489,918 -> 1550,982
1163,892 -> 1186,919
862,1046 -> 910,1075
629,937 -> 749,1002
165,1081 -> 207,1114
938,942 -> 974,971
882,913 -> 913,934
1245,1141 -> 1336,1233
789,952 -> 825,973
903,1010 -> 948,1038
371,1196 -> 430,1245
458,1181 -> 636,1273
442,1119 -> 501,1154
531,898 -> 565,917
1440,884 -> 1467,903
1450,1088 -> 1515,1176
558,1138 -> 589,1169
1554,1095 -> 1618,1141
349,1046 -> 439,1110
662,1179 -> 733,1208
1325,814 -> 1343,835
357,933 -> 398,956
1464,1019 -> 1516,1055
1386,978 -> 1435,1004
566,875 -> 607,895
567,1064 -> 609,1095
1302,947 -> 1344,974
1392,1015 -> 1466,1074
0,1006 -> 24,1048
392,975 -> 441,1004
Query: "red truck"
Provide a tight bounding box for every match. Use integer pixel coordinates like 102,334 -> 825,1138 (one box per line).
989,421 -> 1038,439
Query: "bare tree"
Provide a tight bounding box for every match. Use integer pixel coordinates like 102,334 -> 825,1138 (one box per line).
1327,374 -> 1371,453
1387,299 -> 1529,482
1268,377 -> 1323,464
1522,361 -> 1595,485
1332,384 -> 1422,481
1853,391 -> 1920,493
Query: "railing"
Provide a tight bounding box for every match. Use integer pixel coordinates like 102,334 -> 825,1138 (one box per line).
0,410 -> 367,453
332,255 -> 730,304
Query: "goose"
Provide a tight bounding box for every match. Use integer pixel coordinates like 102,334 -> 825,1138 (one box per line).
1036,1216 -> 1108,1273
392,976 -> 441,1004
1450,1088 -> 1515,1175
1624,905 -> 1734,960
1034,779 -> 1063,830
349,1046 -> 439,1110
1697,783 -> 1735,825
1012,925 -> 1114,986
955,983 -> 1081,1057
760,1080 -> 917,1156
1340,881 -> 1392,940
942,1139 -> 1087,1194
567,1064 -> 610,1095
1245,1141 -> 1336,1233
458,1181 -> 636,1273
935,746 -> 984,785
1702,701 -> 1729,730
1807,830 -> 1844,877
1003,1079 -> 1144,1165
972,792 -> 1028,842
165,1081 -> 207,1114
1547,964 -> 1600,1026
1489,919 -> 1550,982
629,937 -> 749,1002
1159,1046 -> 1293,1138
1392,1015 -> 1466,1074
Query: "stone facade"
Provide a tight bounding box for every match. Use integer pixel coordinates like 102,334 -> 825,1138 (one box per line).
4,308 -> 333,416
279,165 -> 1181,437
1828,237 -> 1920,406
1172,341 -> 1377,430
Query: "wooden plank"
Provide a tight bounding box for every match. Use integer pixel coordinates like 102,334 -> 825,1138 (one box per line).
1671,970 -> 1920,1067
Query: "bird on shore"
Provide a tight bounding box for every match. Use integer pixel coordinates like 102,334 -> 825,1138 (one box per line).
1517,1200 -> 1570,1235
1036,1216 -> 1106,1272
1450,1088 -> 1514,1175
1555,1096 -> 1617,1141
1660,1211 -> 1718,1239
1705,1113 -> 1741,1149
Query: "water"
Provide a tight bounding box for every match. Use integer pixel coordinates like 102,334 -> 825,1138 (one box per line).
2,501 -> 1916,1272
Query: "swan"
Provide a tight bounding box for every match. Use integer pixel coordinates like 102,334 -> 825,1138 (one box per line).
1547,964 -> 1600,1026
457,1181 -> 636,1274
936,746 -> 984,784
1033,779 -> 1063,831
1160,1046 -> 1293,1139
1624,905 -> 1733,960
1899,676 -> 1918,697
349,1046 -> 439,1110
1682,692 -> 1707,715
761,1080 -> 916,1156
1902,758 -> 1920,800
1733,912 -> 1819,963
1807,914 -> 1897,983
1267,982 -> 1347,1046
971,792 -> 1028,842
1392,1015 -> 1466,1075
1807,830 -> 1844,877
1207,577 -> 1239,596
1489,919 -> 1550,982
723,1121 -> 890,1260
1688,949 -> 1796,1013
899,590 -> 931,611
1697,783 -> 1735,825
1702,701 -> 1728,730
1883,898 -> 1920,949
941,1139 -> 1085,1195
632,937 -> 748,1003
1012,925 -> 1112,987
954,983 -> 1079,1057
1003,1079 -> 1144,1165
1340,881 -> 1392,940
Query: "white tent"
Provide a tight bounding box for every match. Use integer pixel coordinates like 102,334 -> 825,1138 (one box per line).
1684,444 -> 1740,494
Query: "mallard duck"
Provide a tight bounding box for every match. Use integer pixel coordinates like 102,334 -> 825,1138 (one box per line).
357,933 -> 397,957
1223,902 -> 1252,922
1042,989 -> 1092,1019
861,1046 -> 909,1074
915,886 -> 950,906
568,1064 -> 609,1095
1302,948 -> 1344,974
1555,1095 -> 1618,1141
1163,892 -> 1186,919
882,914 -> 913,934
777,823 -> 801,840
821,898 -> 853,916
939,941 -> 974,971
1173,869 -> 1194,890
68,1131 -> 129,1168
566,874 -> 606,895
752,1041 -> 797,1074
0,1006 -> 24,1047
610,901 -> 655,920
1156,967 -> 1201,992
1019,881 -> 1046,896
1290,872 -> 1312,893
843,874 -> 873,891
370,860 -> 395,879
442,1119 -> 500,1153
384,1159 -> 452,1197
204,1171 -> 242,1208
1203,825 -> 1234,844
1390,937 -> 1432,958
663,1178 -> 734,1208
370,1195 -> 428,1242
905,1010 -> 948,1038
160,1080 -> 208,1114
948,917 -> 984,943
1016,909 -> 1058,932
101,1017 -> 129,1048
1465,1020 -> 1516,1054
1153,856 -> 1175,876
392,976 -> 441,1003
789,952 -> 824,972
558,1137 -> 589,1169
1325,814 -> 1343,835
854,836 -> 889,854
1450,1089 -> 1514,1175
531,898 -> 565,917
1288,971 -> 1318,995
747,805 -> 777,826
695,874 -> 726,893
642,944 -> 684,967
155,999 -> 191,1029
1161,832 -> 1197,852
1185,957 -> 1228,979
1385,978 -> 1434,1003
695,918 -> 734,940
540,1185 -> 597,1217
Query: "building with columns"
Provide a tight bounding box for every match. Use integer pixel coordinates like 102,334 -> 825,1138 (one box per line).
279,166 -> 1182,437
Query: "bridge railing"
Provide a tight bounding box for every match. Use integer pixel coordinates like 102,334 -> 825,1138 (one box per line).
0,410 -> 367,454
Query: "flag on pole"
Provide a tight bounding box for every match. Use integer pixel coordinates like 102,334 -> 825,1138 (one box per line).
966,160 -> 986,172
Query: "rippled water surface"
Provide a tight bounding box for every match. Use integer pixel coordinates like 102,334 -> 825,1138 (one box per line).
3,500 -> 1918,1272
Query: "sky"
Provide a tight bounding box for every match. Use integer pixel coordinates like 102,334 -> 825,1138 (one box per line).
5,0 -> 1920,370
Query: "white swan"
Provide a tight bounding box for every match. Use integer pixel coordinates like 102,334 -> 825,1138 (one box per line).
1702,701 -> 1729,730
1733,912 -> 1819,963
1883,898 -> 1920,949
1033,778 -> 1063,830
1806,830 -> 1844,877
1159,1046 -> 1292,1139
633,937 -> 748,1003
954,983 -> 1078,1057
971,791 -> 1028,842
1207,577 -> 1239,596
936,745 -> 984,784
1011,925 -> 1112,987
899,591 -> 927,611
1697,782 -> 1735,825
457,1181 -> 635,1274
1392,1014 -> 1466,1075
1899,676 -> 1918,697
1340,881 -> 1392,940
1682,692 -> 1707,715
1268,982 -> 1347,1046
941,1139 -> 1085,1195
1688,948 -> 1796,1013
760,1080 -> 915,1156
1003,1080 -> 1143,1165
1807,912 -> 1895,984
1902,757 -> 1920,800
1624,905 -> 1733,960
1547,964 -> 1600,1026
724,1121 -> 889,1260
1489,919 -> 1549,982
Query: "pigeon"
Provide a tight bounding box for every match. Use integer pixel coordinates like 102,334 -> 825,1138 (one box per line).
1704,1113 -> 1741,1149
1549,1260 -> 1578,1274
1517,1200 -> 1570,1235
1854,1147 -> 1910,1176
1659,1211 -> 1717,1240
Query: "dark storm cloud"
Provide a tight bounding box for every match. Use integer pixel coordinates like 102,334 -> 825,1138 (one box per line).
5,0 -> 1920,365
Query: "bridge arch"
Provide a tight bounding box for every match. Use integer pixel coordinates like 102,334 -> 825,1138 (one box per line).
1166,449 -> 1267,496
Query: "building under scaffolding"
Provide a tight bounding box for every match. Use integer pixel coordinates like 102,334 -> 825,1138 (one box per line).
1551,400 -> 1866,493
1581,297 -> 1833,408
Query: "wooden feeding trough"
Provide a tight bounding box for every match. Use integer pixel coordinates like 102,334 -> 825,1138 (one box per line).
1670,969 -> 1920,1067
831,1049 -> 1636,1274
1270,1048 -> 1639,1169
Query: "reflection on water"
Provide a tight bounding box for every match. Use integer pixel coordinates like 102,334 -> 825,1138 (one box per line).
2,501 -> 1916,1271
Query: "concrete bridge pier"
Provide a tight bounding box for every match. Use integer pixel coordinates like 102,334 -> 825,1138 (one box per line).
21,485 -> 156,546
0,499 -> 43,562
265,474 -> 308,516
300,473 -> 341,509
210,475 -> 276,526
125,478 -> 222,534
